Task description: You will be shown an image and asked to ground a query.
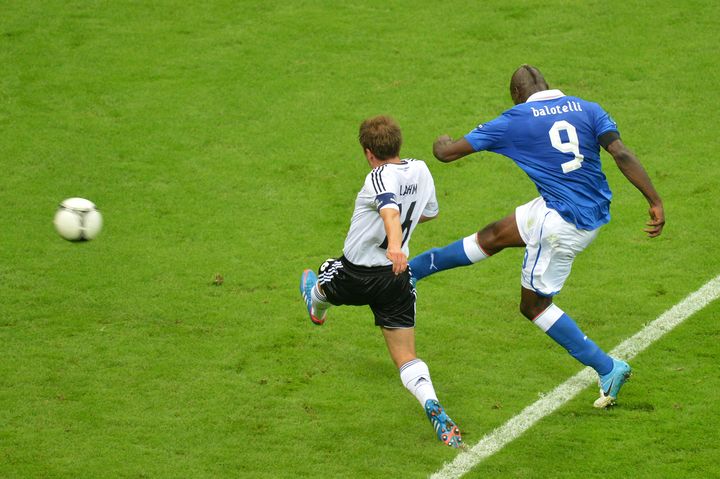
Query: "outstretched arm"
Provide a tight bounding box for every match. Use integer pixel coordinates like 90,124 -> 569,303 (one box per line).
379,207 -> 408,275
605,138 -> 665,237
433,135 -> 476,163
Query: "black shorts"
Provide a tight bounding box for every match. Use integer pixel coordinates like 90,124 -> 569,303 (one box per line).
317,256 -> 416,329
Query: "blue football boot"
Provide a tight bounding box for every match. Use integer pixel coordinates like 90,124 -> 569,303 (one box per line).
593,358 -> 632,408
300,269 -> 326,325
424,399 -> 463,448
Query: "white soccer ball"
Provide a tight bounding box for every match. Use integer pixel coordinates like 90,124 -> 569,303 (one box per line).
53,197 -> 103,241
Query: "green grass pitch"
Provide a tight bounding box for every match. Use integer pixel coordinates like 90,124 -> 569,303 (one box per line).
2,1 -> 719,477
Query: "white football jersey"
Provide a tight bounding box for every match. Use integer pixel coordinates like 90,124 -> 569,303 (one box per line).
343,159 -> 439,267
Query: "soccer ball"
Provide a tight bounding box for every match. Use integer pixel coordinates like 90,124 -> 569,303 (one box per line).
53,197 -> 103,241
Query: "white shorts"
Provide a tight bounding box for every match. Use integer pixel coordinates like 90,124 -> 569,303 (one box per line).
515,197 -> 599,297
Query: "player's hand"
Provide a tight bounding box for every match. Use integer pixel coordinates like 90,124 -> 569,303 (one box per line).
644,203 -> 665,237
386,247 -> 408,275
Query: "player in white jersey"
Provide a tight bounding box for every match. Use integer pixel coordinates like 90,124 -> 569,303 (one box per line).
299,115 -> 462,448
343,158 -> 438,267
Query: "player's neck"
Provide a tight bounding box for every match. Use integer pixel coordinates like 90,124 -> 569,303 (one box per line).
371,156 -> 402,168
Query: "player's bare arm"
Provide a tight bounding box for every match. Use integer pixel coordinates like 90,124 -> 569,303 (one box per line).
379,207 -> 408,275
433,135 -> 475,163
605,138 -> 665,237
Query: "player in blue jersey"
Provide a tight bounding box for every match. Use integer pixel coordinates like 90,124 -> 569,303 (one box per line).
409,65 -> 665,408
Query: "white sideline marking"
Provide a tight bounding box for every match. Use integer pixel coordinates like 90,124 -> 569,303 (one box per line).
431,274 -> 720,479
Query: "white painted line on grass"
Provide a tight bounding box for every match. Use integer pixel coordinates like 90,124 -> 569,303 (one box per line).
431,274 -> 720,479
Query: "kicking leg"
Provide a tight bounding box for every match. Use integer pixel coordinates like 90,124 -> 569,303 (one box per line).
409,213 -> 525,281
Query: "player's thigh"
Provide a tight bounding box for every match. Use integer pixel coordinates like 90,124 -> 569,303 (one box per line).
521,210 -> 598,295
515,197 -> 546,245
370,271 -> 416,329
317,258 -> 367,306
477,213 -> 525,253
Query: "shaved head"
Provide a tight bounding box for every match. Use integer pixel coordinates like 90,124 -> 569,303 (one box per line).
510,65 -> 549,105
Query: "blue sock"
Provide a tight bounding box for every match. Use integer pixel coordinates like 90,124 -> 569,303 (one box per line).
545,313 -> 613,375
409,239 -> 472,281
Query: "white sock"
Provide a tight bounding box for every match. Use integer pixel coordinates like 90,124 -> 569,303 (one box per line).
399,359 -> 438,406
311,284 -> 330,316
463,233 -> 489,263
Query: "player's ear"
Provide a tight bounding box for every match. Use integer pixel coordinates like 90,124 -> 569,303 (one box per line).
363,148 -> 376,165
510,86 -> 522,105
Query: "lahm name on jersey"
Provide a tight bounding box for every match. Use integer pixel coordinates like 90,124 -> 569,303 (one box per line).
399,183 -> 417,196
530,101 -> 583,117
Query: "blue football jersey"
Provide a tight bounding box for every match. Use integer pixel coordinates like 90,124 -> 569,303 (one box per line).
464,89 -> 618,230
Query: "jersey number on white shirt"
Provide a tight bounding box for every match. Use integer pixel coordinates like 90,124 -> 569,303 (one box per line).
549,120 -> 584,174
379,201 -> 416,249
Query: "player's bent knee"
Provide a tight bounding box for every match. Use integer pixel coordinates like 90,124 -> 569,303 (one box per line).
477,227 -> 501,255
519,296 -> 552,320
519,303 -> 535,320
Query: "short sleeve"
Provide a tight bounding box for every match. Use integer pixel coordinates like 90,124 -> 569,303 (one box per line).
365,166 -> 400,212
422,176 -> 439,218
375,192 -> 399,211
464,115 -> 510,152
591,103 -> 619,139
423,195 -> 439,218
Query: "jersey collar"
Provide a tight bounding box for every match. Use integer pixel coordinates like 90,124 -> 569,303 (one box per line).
526,89 -> 565,103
